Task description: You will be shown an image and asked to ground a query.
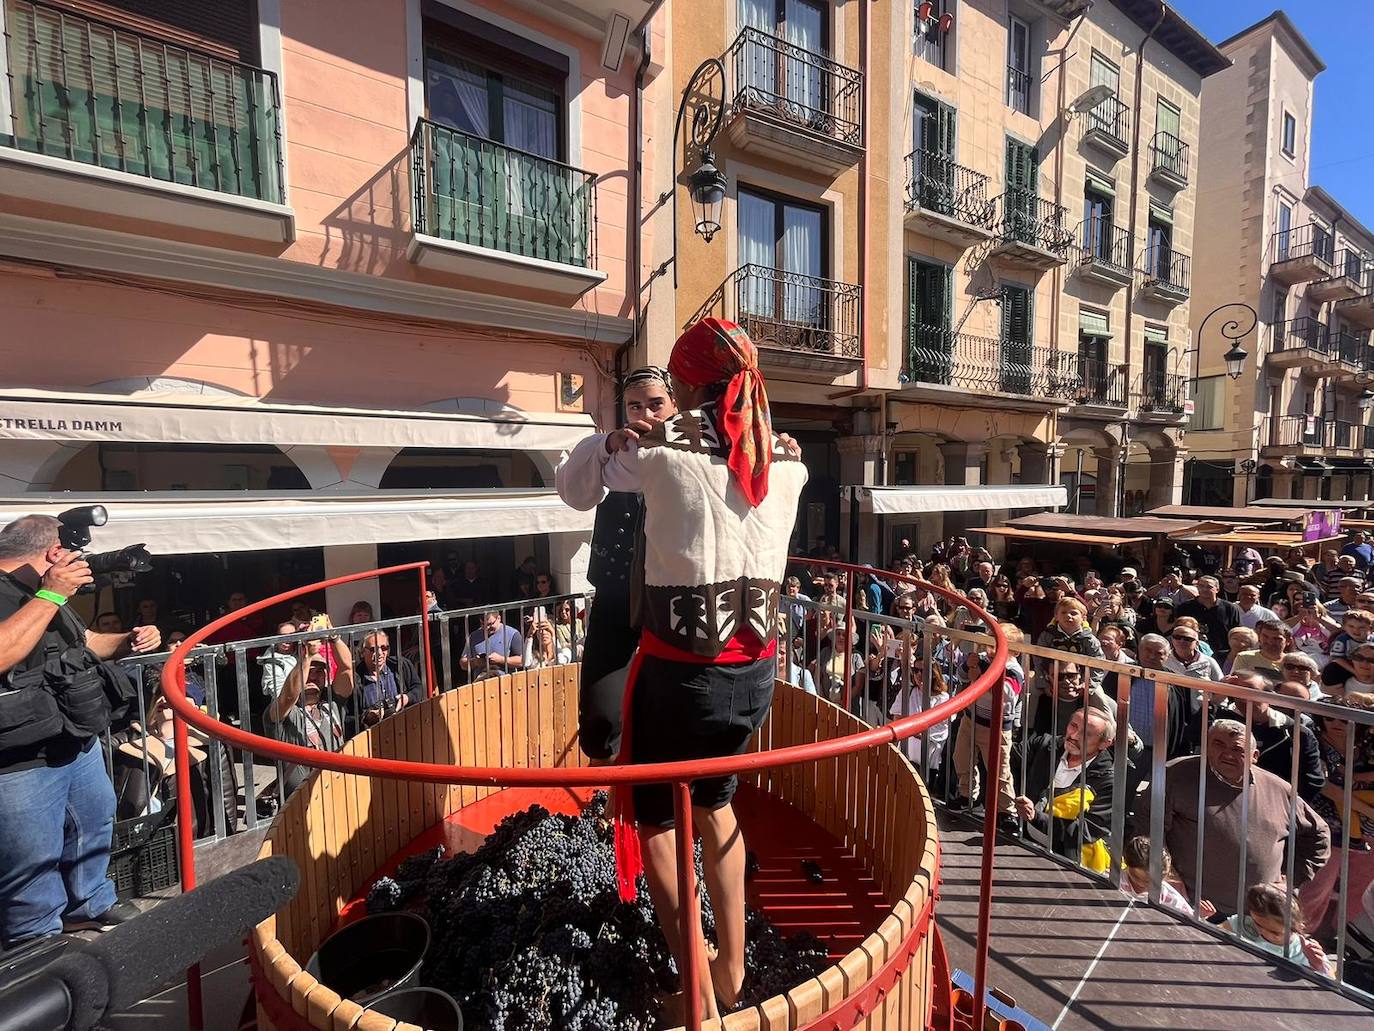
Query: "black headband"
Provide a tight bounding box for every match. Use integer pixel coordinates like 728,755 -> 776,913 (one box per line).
623,365 -> 672,396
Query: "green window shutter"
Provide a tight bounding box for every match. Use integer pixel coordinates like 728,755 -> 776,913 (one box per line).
1080,309 -> 1109,336
1144,324 -> 1168,344
907,257 -> 919,334
938,102 -> 956,156
942,264 -> 953,328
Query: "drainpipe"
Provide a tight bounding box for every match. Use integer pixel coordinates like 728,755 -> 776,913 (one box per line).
857,0 -> 871,405
1119,2 -> 1168,509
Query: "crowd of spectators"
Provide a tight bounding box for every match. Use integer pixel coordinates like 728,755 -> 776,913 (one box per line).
782,531 -> 1374,976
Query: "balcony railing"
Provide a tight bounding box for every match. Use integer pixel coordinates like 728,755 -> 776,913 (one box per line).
1271,315 -> 1333,357
990,189 -> 1071,254
2,0 -> 284,202
729,26 -> 862,147
1364,424 -> 1374,451
903,149 -> 991,226
1265,414 -> 1325,449
1149,130 -> 1189,184
409,119 -> 597,269
1076,357 -> 1125,407
731,264 -> 861,360
1331,420 -> 1359,450
1006,65 -> 1032,114
1133,372 -> 1188,415
1142,243 -> 1190,296
1272,221 -> 1336,267
907,323 -> 1079,400
1083,95 -> 1129,151
1334,329 -> 1370,368
1076,217 -> 1132,276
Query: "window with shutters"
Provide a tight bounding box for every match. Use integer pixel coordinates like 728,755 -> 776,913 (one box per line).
911,93 -> 958,214
1,0 -> 283,202
1083,181 -> 1113,262
906,257 -> 953,385
999,284 -> 1033,394
1003,137 -> 1039,243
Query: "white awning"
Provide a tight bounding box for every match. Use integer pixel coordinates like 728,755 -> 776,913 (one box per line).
845,485 -> 1067,515
0,389 -> 594,452
0,491 -> 593,555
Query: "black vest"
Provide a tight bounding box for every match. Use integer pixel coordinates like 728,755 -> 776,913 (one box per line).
588,491 -> 642,594
0,574 -> 109,750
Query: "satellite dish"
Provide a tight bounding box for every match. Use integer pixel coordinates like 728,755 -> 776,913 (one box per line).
1069,83 -> 1115,115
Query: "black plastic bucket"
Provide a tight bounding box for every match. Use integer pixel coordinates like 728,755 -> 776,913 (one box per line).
363,986 -> 464,1030
307,912 -> 430,1005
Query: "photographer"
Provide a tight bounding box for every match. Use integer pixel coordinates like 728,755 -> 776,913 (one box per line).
0,515 -> 161,946
349,629 -> 419,735
264,622 -> 352,797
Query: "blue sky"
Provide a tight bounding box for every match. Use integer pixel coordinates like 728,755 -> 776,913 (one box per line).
1169,2 -> 1374,229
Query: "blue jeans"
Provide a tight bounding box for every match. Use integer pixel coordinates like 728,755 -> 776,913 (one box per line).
0,739 -> 118,945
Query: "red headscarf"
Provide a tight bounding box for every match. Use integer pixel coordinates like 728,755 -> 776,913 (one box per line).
667,318 -> 773,506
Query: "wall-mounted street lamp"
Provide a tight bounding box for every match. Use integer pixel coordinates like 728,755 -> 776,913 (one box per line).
655,57 -> 727,288
1359,388 -> 1374,413
1188,302 -> 1257,382
1223,341 -> 1249,380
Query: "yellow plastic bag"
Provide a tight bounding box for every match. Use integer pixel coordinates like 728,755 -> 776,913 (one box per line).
1081,838 -> 1112,873
1050,785 -> 1096,820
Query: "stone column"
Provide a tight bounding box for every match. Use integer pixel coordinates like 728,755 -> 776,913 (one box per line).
939,440 -> 988,539
1093,445 -> 1123,517
323,544 -> 381,626
981,441 -> 1020,555
838,435 -> 885,564
1300,472 -> 1322,501
1017,440 -> 1057,485
1268,465 -> 1299,501
1146,444 -> 1188,509
549,531 -> 593,595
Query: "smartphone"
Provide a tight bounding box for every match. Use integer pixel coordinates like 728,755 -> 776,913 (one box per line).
309,613 -> 330,632
533,605 -> 547,626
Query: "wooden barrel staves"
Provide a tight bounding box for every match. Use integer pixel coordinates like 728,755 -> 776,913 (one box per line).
248,667 -> 940,1031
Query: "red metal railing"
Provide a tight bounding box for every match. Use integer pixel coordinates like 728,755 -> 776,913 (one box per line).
161,559 -> 1009,1031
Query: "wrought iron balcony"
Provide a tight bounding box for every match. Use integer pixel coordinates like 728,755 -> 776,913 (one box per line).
1148,131 -> 1188,189
1133,372 -> 1188,417
989,189 -> 1071,269
1006,65 -> 1032,115
1271,221 -> 1337,284
1364,424 -> 1374,452
1334,263 -> 1374,329
903,149 -> 992,245
1266,316 -> 1338,371
1,0 -> 284,204
410,119 -> 596,267
1075,357 -> 1126,408
1082,95 -> 1129,158
906,323 -> 1079,402
1263,414 -> 1326,452
1075,218 -> 1133,287
1139,243 -> 1190,304
730,264 -> 861,363
1330,420 -> 1359,452
726,26 -> 862,173
1309,247 -> 1367,302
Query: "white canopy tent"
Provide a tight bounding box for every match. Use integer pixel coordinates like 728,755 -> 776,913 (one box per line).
0,491 -> 593,555
842,485 -> 1068,514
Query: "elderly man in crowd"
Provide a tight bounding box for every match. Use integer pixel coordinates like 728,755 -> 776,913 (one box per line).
1013,706 -> 1117,866
1163,616 -> 1223,682
1326,576 -> 1363,620
1279,651 -> 1321,700
350,629 -> 422,735
1141,720 -> 1329,917
1215,672 -> 1324,804
1236,584 -> 1281,630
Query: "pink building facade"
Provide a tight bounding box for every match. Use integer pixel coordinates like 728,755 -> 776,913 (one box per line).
0,0 -> 663,621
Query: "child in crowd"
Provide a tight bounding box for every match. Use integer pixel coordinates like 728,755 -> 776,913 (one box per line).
1290,599 -> 1332,665
1223,883 -> 1332,975
1321,608 -> 1374,690
1119,836 -> 1208,918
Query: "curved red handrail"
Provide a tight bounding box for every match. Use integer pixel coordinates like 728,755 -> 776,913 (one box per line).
157,560 -> 1009,787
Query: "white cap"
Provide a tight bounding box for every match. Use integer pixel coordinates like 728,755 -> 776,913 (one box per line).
1120,567 -> 1139,579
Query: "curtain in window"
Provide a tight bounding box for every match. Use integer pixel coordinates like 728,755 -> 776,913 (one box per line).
782,204 -> 822,325
429,55 -> 490,136
739,0 -> 776,99
783,0 -> 824,122
738,191 -> 777,317
501,76 -> 563,256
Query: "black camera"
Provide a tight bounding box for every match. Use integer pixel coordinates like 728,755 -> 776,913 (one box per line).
57,505 -> 153,585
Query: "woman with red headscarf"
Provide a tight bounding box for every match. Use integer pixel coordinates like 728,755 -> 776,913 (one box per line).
556,318 -> 807,1018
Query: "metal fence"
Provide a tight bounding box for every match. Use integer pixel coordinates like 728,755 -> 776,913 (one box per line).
409,117 -> 597,269
904,148 -> 991,227
1265,414 -> 1326,449
1006,64 -> 1031,114
112,591 -> 593,844
1274,220 -> 1337,267
1143,243 -> 1191,296
990,188 -> 1072,254
3,0 -> 285,202
1077,216 -> 1132,276
778,583 -> 1374,999
1134,371 -> 1188,415
730,262 -> 862,360
728,25 -> 862,147
1076,356 -> 1126,407
1272,316 -> 1334,358
1084,94 -> 1129,149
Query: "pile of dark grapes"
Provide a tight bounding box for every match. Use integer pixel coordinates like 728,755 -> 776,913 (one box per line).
364,792 -> 830,1030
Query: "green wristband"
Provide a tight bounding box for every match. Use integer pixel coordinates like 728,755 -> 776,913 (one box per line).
34,589 -> 67,606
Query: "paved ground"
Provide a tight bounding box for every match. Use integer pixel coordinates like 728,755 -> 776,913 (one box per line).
935,811 -> 1374,1031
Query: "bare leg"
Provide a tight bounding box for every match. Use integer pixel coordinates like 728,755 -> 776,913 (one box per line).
697,802 -> 747,1009
641,823 -> 718,1022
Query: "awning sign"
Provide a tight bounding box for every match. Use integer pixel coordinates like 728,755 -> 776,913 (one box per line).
1304,509 -> 1343,541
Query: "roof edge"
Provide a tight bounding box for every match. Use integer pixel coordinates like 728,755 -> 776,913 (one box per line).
1306,185 -> 1374,251
1216,10 -> 1325,75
